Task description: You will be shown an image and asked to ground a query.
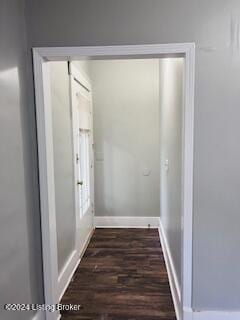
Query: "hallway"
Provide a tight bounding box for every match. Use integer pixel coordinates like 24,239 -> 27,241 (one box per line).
60,228 -> 176,320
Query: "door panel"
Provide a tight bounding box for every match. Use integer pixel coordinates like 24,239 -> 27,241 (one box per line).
78,130 -> 91,216
49,61 -> 76,274
70,64 -> 94,255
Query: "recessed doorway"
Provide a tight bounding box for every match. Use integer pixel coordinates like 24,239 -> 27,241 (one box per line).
33,44 -> 195,320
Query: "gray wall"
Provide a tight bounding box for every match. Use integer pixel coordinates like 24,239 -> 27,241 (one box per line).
0,1 -> 43,319
26,0 -> 240,310
90,59 -> 160,217
49,61 -> 76,273
159,58 -> 184,290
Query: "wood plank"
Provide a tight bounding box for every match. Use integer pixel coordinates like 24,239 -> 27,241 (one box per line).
60,228 -> 176,320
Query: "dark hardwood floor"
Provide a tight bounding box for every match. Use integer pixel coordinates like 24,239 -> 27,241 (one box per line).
60,228 -> 176,320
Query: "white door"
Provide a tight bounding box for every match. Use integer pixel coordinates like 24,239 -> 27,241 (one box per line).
70,63 -> 94,254
77,109 -> 92,218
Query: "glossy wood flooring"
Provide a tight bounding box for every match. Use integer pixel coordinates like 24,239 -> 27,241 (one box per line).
60,228 -> 176,320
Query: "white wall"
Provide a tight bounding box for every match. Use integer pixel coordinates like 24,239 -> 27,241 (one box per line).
0,1 -> 43,319
159,58 -> 184,290
49,61 -> 76,273
26,0 -> 240,311
90,59 -> 160,218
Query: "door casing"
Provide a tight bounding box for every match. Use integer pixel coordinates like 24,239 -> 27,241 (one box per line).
33,43 -> 195,320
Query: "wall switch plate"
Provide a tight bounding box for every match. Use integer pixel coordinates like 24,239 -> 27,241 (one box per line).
165,159 -> 169,172
142,168 -> 151,176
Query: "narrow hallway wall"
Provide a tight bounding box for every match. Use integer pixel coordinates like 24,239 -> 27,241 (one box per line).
90,59 -> 160,218
159,58 -> 184,291
24,0 -> 240,312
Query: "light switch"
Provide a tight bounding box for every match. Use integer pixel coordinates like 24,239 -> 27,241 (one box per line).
142,168 -> 151,176
165,159 -> 169,172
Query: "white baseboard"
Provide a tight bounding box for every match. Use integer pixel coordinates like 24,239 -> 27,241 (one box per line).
184,308 -> 240,320
94,216 -> 159,228
79,228 -> 95,259
158,219 -> 181,320
57,227 -> 94,301
31,306 -> 61,320
32,311 -> 45,320
158,219 -> 240,320
57,249 -> 80,301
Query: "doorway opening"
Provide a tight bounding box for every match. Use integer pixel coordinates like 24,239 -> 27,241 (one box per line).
33,44 -> 195,320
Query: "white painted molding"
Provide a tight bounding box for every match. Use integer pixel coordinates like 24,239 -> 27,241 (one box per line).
57,250 -> 80,301
158,219 -> 181,320
184,308 -> 240,320
33,50 -> 60,320
183,307 -> 193,320
58,228 -> 94,301
94,216 -> 159,228
194,311 -> 240,320
33,43 -> 195,319
158,218 -> 240,320
32,311 -> 45,320
35,43 -> 195,59
79,228 -> 95,258
182,43 -> 195,309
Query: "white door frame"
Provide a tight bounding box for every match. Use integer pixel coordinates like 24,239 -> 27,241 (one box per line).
33,43 -> 195,320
